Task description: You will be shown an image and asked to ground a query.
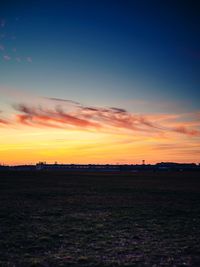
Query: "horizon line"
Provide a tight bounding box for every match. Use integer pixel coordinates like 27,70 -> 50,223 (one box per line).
1,162 -> 199,167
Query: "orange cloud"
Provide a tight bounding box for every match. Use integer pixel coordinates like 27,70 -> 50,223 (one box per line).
0,112 -> 9,125
0,118 -> 9,125
14,104 -> 101,129
12,103 -> 162,133
9,101 -> 200,138
172,126 -> 200,136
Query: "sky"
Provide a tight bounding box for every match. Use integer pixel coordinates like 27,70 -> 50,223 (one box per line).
0,0 -> 200,165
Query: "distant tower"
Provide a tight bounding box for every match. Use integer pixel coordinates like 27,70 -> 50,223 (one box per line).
142,160 -> 145,165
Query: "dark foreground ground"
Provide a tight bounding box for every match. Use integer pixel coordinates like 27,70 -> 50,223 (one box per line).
0,171 -> 200,267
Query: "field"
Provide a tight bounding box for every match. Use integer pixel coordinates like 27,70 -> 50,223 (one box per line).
0,171 -> 200,267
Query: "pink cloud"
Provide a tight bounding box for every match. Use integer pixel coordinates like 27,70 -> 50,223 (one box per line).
173,126 -> 200,136
3,55 -> 11,61
14,104 -> 101,130
10,102 -> 200,137
0,44 -> 4,51
0,92 -> 199,138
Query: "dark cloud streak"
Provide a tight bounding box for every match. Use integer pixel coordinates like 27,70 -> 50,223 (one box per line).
46,97 -> 80,105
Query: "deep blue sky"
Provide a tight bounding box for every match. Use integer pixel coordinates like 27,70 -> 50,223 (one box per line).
0,0 -> 200,112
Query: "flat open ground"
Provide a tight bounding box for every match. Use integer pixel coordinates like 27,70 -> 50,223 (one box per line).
0,171 -> 200,267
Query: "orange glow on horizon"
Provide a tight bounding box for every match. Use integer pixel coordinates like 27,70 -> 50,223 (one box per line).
0,125 -> 199,165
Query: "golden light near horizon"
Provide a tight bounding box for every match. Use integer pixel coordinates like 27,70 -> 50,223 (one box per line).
0,114 -> 199,165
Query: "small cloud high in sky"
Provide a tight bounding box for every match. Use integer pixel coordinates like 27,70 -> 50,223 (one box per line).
0,1 -> 199,165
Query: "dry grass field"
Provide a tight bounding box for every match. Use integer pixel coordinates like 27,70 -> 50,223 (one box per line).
0,171 -> 200,266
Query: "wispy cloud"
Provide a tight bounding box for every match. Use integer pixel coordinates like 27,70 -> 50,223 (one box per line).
8,101 -> 200,137
0,112 -> 9,125
3,55 -> 11,61
46,97 -> 80,105
172,126 -> 200,136
13,104 -> 101,129
0,89 -> 199,138
77,105 -> 160,132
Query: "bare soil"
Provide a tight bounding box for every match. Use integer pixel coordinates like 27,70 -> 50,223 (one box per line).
0,171 -> 200,266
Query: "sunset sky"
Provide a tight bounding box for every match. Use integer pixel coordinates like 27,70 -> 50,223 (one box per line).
0,0 -> 200,165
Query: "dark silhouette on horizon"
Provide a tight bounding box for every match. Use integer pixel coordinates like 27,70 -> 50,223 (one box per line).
0,162 -> 199,172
